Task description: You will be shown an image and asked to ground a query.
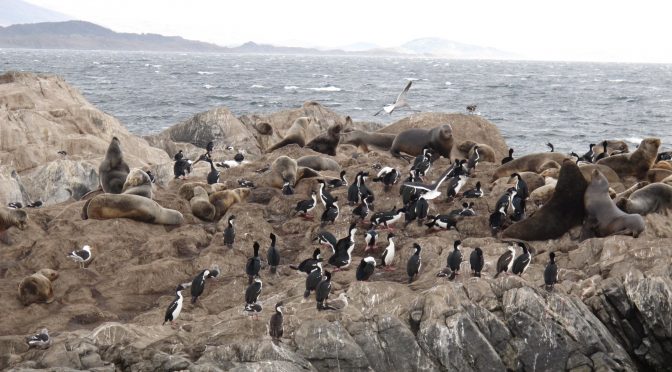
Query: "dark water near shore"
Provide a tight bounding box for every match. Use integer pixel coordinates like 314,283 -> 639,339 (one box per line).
2,49 -> 671,155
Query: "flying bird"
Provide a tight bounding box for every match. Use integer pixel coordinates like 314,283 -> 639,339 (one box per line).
374,81 -> 414,116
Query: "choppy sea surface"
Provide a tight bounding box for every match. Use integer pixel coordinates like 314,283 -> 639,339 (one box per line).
2,49 -> 671,155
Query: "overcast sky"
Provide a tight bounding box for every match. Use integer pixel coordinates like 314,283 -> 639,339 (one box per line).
24,0 -> 672,63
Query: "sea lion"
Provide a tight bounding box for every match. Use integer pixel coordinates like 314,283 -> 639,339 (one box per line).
389,124 -> 454,160
593,140 -> 629,157
578,164 -> 622,186
492,152 -> 568,181
122,169 -> 153,199
82,194 -> 184,225
652,160 -> 672,171
297,155 -> 341,172
0,207 -> 27,244
209,188 -> 251,220
581,169 -> 645,239
617,183 -> 672,216
663,175 -> 672,186
254,122 -> 273,135
529,177 -> 557,206
99,137 -> 131,194
265,156 -> 320,189
596,138 -> 660,179
305,121 -> 342,156
190,186 -> 216,221
615,181 -> 649,200
266,117 -> 314,153
491,171 -> 545,196
178,182 -> 213,201
646,168 -> 672,183
340,129 -> 396,152
457,141 -> 497,163
18,269 -> 59,306
502,160 -> 587,241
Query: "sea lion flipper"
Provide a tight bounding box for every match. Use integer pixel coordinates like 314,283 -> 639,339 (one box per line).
297,167 -> 321,180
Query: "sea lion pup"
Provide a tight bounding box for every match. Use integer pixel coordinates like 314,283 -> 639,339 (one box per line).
266,156 -> 320,189
82,194 -> 184,225
653,160 -> 672,171
190,186 -> 216,221
492,152 -> 568,181
305,121 -> 343,156
266,117 -> 314,153
99,137 -> 131,194
0,207 -> 28,244
502,160 -> 587,241
457,141 -> 497,163
596,138 -> 660,179
340,129 -> 396,152
390,124 -> 453,161
617,183 -> 672,216
18,269 -> 59,305
209,188 -> 251,220
178,182 -> 213,201
121,169 -> 153,199
529,177 -> 557,206
581,169 -> 645,239
297,155 -> 341,172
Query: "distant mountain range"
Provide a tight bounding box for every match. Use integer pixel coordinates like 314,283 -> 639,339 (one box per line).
0,0 -> 71,26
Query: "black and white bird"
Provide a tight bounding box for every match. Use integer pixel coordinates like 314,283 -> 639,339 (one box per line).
374,80 -> 413,116
407,243 -> 422,283
291,248 -> 323,274
317,179 -> 335,207
364,229 -> 378,252
379,233 -> 396,270
656,150 -> 672,162
459,202 -> 476,217
244,278 -> 263,318
495,187 -> 517,215
370,207 -> 405,230
295,191 -> 317,219
510,173 -> 529,200
425,214 -> 459,231
304,263 -> 323,298
238,179 -> 255,188
510,193 -> 526,222
358,175 -> 375,204
26,200 -> 43,208
463,182 -> 484,198
373,167 -> 400,191
206,159 -> 220,184
447,240 -> 463,280
269,301 -> 284,342
223,215 -> 235,248
511,242 -> 532,276
314,231 -> 337,254
173,158 -> 193,179
246,242 -> 261,284
8,202 -> 22,209
402,162 -> 461,200
595,141 -> 610,162
544,252 -> 558,291
411,147 -> 433,177
580,143 -> 596,163
546,142 -> 555,152
67,245 -> 92,268
355,257 -> 376,281
316,271 -> 333,310
494,244 -> 516,278
320,197 -> 340,227
215,153 -> 245,169
328,223 -> 357,271
174,150 -> 184,161
57,150 -> 68,156
470,247 -> 484,277
347,172 -> 365,205
466,145 -> 480,174
466,104 -> 478,114
414,194 -> 429,224
146,170 -> 156,183
190,267 -> 220,304
501,148 -> 514,164
282,179 -> 294,195
445,174 -> 468,199
26,328 -> 51,349
400,170 -> 422,205
352,195 -> 374,222
163,284 -> 186,328
328,171 -> 348,188
206,141 -> 215,154
267,233 -> 280,274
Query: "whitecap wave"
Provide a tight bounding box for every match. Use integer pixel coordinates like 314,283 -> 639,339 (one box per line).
198,71 -> 216,75
203,84 -> 214,89
625,137 -> 643,144
405,78 -> 419,81
308,86 -> 342,92
445,81 -> 452,85
609,79 -> 625,83
251,84 -> 267,88
284,86 -> 299,90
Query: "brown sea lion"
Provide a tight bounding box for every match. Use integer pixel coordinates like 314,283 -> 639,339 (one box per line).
491,152 -> 568,181
529,178 -> 557,207
178,182 -> 213,201
297,155 -> 341,172
305,121 -> 342,156
99,137 -> 130,194
389,124 -> 453,160
266,117 -> 314,153
18,269 -> 59,306
265,156 -> 320,188
122,169 -> 153,199
646,168 -> 672,183
578,164 -> 622,185
502,160 -> 588,241
209,188 -> 251,220
190,186 -> 216,221
457,141 -> 497,163
581,169 -> 645,239
618,183 -> 672,216
593,140 -> 630,157
0,207 -> 27,244
596,138 -> 660,179
82,194 -> 184,225
339,129 -> 396,152
652,160 -> 672,171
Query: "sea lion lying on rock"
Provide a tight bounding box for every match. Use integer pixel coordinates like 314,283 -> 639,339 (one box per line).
0,207 -> 27,244
492,152 -> 568,181
99,137 -> 130,194
596,138 -> 660,179
305,121 -> 342,156
209,188 -> 251,220
265,156 -> 320,189
266,117 -> 315,153
82,194 -> 184,225
340,129 -> 396,152
18,269 -> 59,305
390,124 -> 453,160
190,186 -> 216,221
617,183 -> 672,216
581,169 -> 645,239
297,155 -> 340,172
646,169 -> 672,183
457,141 -> 497,163
122,169 -> 153,199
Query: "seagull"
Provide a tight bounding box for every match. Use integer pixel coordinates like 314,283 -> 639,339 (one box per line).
67,245 -> 92,268
374,81 -> 413,116
401,163 -> 460,200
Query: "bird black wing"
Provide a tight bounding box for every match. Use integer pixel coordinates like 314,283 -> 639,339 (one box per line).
245,282 -> 261,304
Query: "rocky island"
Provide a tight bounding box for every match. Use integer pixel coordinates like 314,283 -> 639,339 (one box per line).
0,71 -> 671,371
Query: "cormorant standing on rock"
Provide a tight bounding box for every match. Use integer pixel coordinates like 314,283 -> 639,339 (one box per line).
407,243 -> 422,283
267,233 -> 280,274
544,252 -> 558,291
246,242 -> 261,284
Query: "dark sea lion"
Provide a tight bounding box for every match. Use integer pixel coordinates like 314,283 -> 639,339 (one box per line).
340,129 -> 396,152
209,188 -> 251,220
617,183 -> 672,216
492,152 -> 568,181
389,124 -> 453,160
0,207 -> 27,244
297,155 -> 341,172
18,269 -> 59,306
305,121 -> 342,156
266,117 -> 314,153
99,137 -> 131,194
121,168 -> 153,199
596,138 -> 660,179
582,169 -> 645,239
502,160 -> 588,241
82,194 -> 184,225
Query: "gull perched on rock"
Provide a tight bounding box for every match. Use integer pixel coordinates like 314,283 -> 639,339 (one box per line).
374,81 -> 413,116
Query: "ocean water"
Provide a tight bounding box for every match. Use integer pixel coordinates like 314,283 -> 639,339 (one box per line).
2,49 -> 671,155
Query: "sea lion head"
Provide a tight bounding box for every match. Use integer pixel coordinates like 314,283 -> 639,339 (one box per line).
12,209 -> 28,230
590,169 -> 609,190
639,138 -> 661,155
255,122 -> 273,135
438,124 -> 453,139
124,168 -> 151,187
